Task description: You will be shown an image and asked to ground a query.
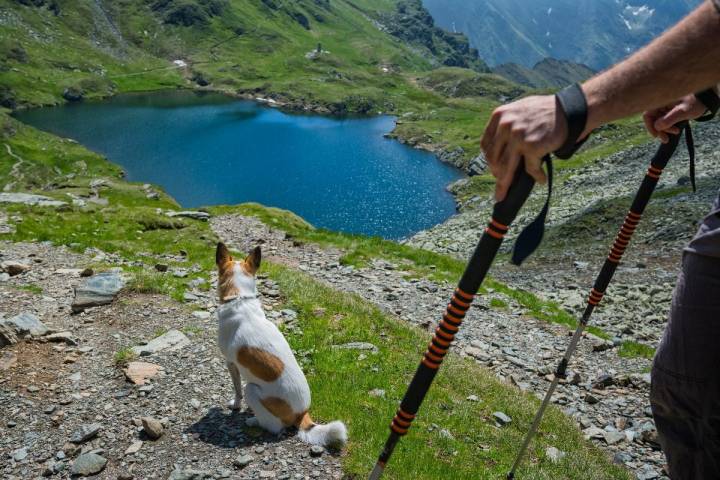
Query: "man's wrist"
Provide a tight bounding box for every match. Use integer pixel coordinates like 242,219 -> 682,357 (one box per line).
580,82 -> 606,138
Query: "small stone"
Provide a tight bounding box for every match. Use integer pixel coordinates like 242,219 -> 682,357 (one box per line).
118,471 -> 134,480
70,423 -> 102,443
592,374 -> 615,389
233,454 -> 253,468
584,393 -> 600,404
254,446 -> 265,454
124,440 -> 143,455
310,445 -> 324,457
70,453 -> 107,476
3,312 -> 48,337
11,447 -> 28,461
130,329 -> 190,357
545,446 -> 565,463
80,268 -> 94,277
332,342 -> 379,353
603,430 -> 626,445
141,416 -> 164,440
613,452 -> 632,465
190,398 -> 201,409
124,362 -> 161,385
368,388 -> 385,398
466,395 -> 479,402
492,411 -> 512,426
72,271 -> 125,312
155,263 -> 169,272
43,331 -> 77,345
1,261 -> 30,276
192,311 -> 211,320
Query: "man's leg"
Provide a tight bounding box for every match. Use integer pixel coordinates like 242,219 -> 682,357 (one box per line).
650,252 -> 720,479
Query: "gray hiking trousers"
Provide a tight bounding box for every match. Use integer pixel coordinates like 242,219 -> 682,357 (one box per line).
651,252 -> 720,479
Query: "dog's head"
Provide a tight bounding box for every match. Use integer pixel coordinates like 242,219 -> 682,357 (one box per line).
216,242 -> 261,303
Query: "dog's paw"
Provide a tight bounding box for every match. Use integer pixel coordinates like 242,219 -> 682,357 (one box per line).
245,416 -> 259,427
227,397 -> 243,410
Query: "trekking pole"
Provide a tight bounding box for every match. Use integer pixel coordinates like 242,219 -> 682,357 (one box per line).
507,124 -> 691,479
368,160 -> 541,480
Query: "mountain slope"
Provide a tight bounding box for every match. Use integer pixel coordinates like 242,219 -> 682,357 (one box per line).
493,58 -> 595,89
422,0 -> 701,69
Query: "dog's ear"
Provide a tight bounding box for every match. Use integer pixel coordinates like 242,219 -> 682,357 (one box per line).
216,242 -> 232,267
245,246 -> 261,275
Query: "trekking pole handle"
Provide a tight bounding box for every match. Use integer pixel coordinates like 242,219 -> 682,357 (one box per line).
369,159 -> 540,480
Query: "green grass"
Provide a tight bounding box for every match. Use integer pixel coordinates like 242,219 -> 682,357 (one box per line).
618,342 -> 655,360
12,283 -> 43,295
181,325 -> 204,336
489,297 -> 508,309
114,346 -> 137,365
264,261 -> 629,479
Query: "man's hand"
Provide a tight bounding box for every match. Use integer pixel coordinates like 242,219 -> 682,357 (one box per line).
480,95 -> 568,201
643,94 -> 707,143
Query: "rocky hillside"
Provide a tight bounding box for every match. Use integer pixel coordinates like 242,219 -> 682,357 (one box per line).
376,0 -> 489,72
493,58 -> 595,89
422,0 -> 701,69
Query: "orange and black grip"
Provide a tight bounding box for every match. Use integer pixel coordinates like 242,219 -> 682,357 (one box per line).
374,166 -> 537,469
580,128 -> 682,317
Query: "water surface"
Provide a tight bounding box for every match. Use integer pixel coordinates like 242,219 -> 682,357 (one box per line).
15,91 -> 463,239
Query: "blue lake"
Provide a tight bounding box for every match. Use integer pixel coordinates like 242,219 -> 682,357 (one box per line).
15,91 -> 464,239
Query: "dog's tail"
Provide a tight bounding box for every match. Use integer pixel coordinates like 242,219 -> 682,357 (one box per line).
296,412 -> 347,450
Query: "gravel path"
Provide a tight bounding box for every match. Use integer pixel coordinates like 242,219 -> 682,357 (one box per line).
0,241 -> 343,480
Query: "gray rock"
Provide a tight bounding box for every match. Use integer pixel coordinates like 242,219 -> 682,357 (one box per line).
192,310 -> 210,320
592,374 -> 615,389
166,210 -> 211,221
1,261 -> 30,276
70,423 -> 102,443
545,446 -> 565,463
0,192 -> 66,207
168,467 -> 213,480
11,447 -> 27,461
613,452 -> 632,465
141,416 -> 164,440
70,453 -> 107,476
603,430 -> 626,445
43,331 -> 77,345
233,454 -> 253,468
309,445 -> 324,457
72,271 -> 125,313
368,388 -> 385,398
0,322 -> 18,347
492,411 -> 512,426
2,312 -> 48,337
332,342 -> 379,353
131,329 -> 190,356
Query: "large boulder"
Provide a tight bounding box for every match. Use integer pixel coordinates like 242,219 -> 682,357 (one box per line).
72,271 -> 125,313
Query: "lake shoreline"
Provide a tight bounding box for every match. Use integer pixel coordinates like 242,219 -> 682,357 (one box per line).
14,91 -> 464,240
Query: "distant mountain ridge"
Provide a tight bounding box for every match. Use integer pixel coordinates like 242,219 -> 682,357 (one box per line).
493,58 -> 595,89
422,0 -> 701,70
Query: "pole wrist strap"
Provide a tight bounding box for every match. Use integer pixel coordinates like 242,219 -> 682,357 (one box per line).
554,83 -> 589,159
694,88 -> 720,122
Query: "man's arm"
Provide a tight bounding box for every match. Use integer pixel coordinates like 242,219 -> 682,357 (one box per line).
582,0 -> 720,136
482,0 -> 720,201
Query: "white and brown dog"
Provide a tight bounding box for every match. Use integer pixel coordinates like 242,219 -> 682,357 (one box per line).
215,242 -> 347,448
